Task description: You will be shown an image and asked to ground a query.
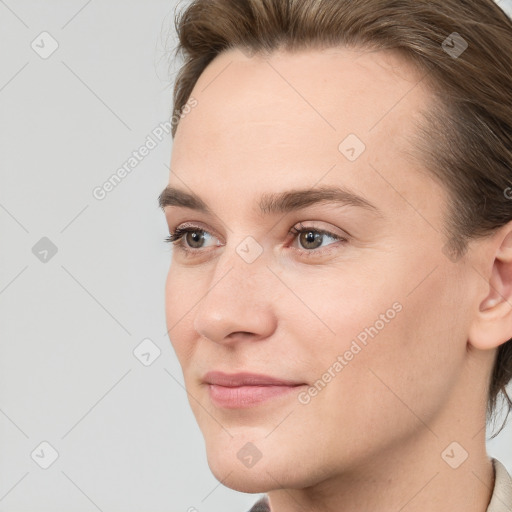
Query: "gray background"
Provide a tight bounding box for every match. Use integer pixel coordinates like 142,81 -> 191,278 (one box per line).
0,1 -> 511,511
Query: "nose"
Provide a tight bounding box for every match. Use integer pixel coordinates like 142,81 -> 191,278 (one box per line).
193,253 -> 278,345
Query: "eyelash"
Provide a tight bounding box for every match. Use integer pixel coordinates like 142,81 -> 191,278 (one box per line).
164,223 -> 347,258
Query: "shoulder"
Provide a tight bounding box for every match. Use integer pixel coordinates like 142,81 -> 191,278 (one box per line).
487,458 -> 512,512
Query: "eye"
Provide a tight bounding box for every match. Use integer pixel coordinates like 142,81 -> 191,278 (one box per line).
289,223 -> 347,254
165,225 -> 221,254
164,222 -> 348,258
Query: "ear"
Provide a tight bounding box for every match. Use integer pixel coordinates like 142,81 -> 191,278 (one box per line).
468,222 -> 512,350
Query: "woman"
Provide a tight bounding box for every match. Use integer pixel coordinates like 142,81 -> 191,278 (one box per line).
160,0 -> 512,510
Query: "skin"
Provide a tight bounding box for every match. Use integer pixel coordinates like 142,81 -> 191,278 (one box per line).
161,47 -> 512,511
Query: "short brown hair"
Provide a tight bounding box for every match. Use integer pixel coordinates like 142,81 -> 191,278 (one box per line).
168,0 -> 512,433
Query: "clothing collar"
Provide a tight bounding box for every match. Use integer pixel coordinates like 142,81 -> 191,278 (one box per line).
487,458 -> 512,512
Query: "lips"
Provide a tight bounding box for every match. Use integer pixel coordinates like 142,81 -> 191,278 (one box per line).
203,371 -> 306,409
203,371 -> 304,387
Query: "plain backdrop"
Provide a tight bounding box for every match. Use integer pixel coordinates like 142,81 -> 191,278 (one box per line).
0,1 -> 511,511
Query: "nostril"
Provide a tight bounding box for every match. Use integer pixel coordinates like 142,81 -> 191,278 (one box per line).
227,331 -> 257,339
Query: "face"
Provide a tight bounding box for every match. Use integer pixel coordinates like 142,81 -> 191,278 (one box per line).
162,47 -> 479,493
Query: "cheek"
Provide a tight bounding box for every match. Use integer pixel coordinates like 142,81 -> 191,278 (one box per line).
164,265 -> 178,322
280,263 -> 403,359
291,257 -> 468,422
318,268 -> 466,430
164,265 -> 200,365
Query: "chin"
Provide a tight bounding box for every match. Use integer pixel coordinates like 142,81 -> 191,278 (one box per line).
200,431 -> 272,492
206,452 -> 281,494
216,470 -> 274,494
204,437 -> 319,494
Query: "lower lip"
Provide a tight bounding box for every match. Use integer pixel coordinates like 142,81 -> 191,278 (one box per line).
208,384 -> 303,409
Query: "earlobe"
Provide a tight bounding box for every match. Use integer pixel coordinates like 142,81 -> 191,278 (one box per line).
468,225 -> 512,351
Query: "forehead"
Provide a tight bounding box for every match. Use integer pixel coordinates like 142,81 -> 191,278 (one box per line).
170,46 -> 440,221
175,47 -> 428,137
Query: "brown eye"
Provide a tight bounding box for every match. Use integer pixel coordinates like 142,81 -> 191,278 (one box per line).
186,230 -> 206,248
299,230 -> 324,250
165,226 -> 220,253
289,224 -> 346,254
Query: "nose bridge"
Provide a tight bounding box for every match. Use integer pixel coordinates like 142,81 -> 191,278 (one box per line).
193,239 -> 276,342
209,233 -> 269,299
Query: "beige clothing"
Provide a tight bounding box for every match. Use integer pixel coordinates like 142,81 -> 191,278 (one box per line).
248,458 -> 512,511
488,458 -> 512,512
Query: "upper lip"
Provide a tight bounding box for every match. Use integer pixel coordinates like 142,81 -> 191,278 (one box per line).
203,371 -> 304,387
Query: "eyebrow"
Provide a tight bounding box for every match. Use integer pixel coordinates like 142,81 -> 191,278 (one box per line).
158,185 -> 380,216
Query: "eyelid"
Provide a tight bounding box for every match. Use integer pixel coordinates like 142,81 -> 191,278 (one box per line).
170,222 -> 223,243
288,221 -> 351,241
166,221 -> 349,259
166,224 -> 222,250
285,223 -> 349,257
